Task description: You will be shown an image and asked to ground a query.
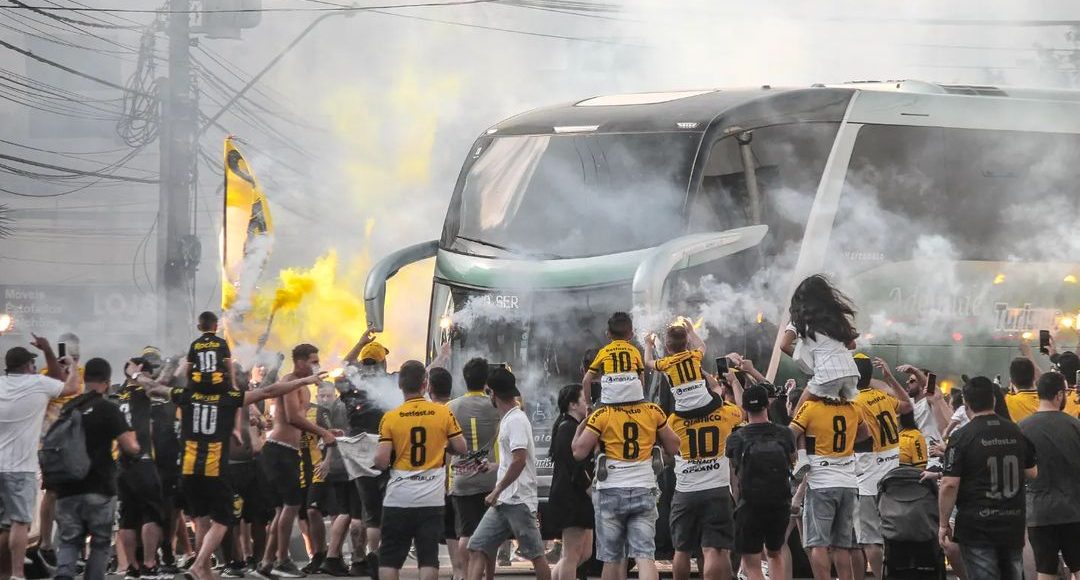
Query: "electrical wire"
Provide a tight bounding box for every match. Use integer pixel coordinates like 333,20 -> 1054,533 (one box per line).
5,0 -> 138,28
2,0 -> 495,14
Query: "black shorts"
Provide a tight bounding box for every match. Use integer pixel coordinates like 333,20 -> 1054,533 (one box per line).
545,490 -> 595,532
1029,522 -> 1080,574
443,496 -> 458,542
228,460 -> 272,525
670,487 -> 734,552
181,475 -> 235,526
451,492 -> 489,538
735,501 -> 791,555
357,473 -> 388,527
117,459 -> 166,529
259,440 -> 303,507
378,506 -> 444,569
330,480 -> 363,519
307,482 -> 338,516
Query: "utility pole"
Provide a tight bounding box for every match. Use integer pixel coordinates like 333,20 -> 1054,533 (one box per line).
158,0 -> 198,347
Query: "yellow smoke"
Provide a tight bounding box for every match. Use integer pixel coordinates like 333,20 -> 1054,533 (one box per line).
228,58 -> 452,367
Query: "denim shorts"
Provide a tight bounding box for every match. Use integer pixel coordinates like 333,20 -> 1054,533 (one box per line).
467,502 -> 545,561
959,544 -> 1023,580
593,487 -> 659,562
0,471 -> 37,528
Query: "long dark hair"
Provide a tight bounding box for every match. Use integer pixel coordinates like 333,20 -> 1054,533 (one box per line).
550,384 -> 584,458
789,274 -> 859,343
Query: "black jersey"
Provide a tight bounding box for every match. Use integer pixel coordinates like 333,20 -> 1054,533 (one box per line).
170,386 -> 245,478
186,332 -> 232,390
114,382 -> 153,456
944,413 -> 1037,548
150,399 -> 181,478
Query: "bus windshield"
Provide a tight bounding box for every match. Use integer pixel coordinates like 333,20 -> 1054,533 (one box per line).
444,132 -> 699,258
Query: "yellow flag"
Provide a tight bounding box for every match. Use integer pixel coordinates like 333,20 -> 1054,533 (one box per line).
222,137 -> 273,312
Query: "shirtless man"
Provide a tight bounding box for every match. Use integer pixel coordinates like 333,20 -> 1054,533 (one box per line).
254,344 -> 338,579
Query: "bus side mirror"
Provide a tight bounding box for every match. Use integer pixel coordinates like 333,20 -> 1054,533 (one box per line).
363,240 -> 439,332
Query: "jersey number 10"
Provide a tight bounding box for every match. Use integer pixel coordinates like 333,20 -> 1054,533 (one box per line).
196,351 -> 218,373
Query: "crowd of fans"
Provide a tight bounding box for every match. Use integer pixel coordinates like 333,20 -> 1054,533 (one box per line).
1,274 -> 1079,580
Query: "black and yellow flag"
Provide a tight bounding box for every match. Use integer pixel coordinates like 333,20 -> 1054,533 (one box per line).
222,137 -> 273,312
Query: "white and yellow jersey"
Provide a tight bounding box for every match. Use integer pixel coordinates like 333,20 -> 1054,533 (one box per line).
852,387 -> 901,495
585,401 -> 666,489
378,398 -> 463,507
589,340 -> 645,404
668,401 -> 742,492
791,399 -> 861,490
656,350 -> 711,412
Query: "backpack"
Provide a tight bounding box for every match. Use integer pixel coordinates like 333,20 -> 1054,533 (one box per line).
38,393 -> 95,488
739,433 -> 792,505
877,466 -> 939,542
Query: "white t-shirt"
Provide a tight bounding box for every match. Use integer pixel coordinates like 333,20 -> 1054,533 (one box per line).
786,322 -> 859,386
914,397 -> 943,468
950,406 -> 970,430
495,406 -> 538,511
0,373 -> 64,472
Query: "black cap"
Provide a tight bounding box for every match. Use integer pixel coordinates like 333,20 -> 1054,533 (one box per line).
742,384 -> 769,412
5,346 -> 37,372
488,367 -> 520,399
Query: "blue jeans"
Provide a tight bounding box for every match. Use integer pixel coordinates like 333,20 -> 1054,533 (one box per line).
959,544 -> 1023,580
467,503 -> 545,561
593,487 -> 658,562
55,494 -> 116,580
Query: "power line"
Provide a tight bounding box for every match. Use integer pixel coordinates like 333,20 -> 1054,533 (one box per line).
3,0 -> 495,14
4,0 -> 139,29
0,38 -> 155,97
0,152 -> 159,183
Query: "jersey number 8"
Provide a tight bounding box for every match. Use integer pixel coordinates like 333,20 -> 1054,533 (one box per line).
409,427 -> 427,466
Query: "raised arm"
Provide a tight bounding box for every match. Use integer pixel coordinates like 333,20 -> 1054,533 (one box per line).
244,374 -> 324,405
684,321 -> 706,354
428,341 -> 452,372
344,328 -> 378,364
56,355 -> 80,397
31,334 -> 62,380
643,333 -> 659,371
873,357 -> 913,414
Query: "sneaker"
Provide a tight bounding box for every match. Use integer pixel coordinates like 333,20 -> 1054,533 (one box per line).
125,567 -> 142,580
320,557 -> 350,577
650,446 -> 664,476
159,563 -> 181,576
595,453 -> 609,482
300,553 -> 325,575
251,563 -> 276,580
272,559 -> 305,578
39,548 -> 57,568
496,543 -> 512,567
793,449 -> 810,482
221,562 -> 247,578
176,555 -> 196,571
365,553 -> 379,580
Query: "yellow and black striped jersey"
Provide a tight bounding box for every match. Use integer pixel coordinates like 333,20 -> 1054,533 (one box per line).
1066,389 -> 1080,419
379,397 -> 463,508
853,387 -> 901,454
186,332 -> 231,389
898,428 -> 928,469
300,403 -> 330,485
668,401 -> 742,492
589,340 -> 644,376
170,386 -> 244,478
655,350 -> 704,387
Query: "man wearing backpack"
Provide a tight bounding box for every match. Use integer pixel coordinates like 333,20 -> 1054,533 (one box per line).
727,385 -> 796,580
0,337 -> 80,580
51,358 -> 141,580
